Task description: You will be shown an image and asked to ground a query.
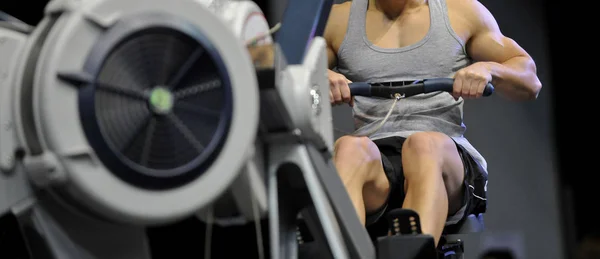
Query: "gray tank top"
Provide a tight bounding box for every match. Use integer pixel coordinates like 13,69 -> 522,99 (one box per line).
336,0 -> 488,171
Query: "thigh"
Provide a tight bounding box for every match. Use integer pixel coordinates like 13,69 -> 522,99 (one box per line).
398,132 -> 466,213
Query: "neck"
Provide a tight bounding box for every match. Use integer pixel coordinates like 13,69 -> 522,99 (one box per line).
369,0 -> 426,19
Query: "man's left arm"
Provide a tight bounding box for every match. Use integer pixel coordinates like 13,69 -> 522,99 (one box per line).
459,0 -> 542,101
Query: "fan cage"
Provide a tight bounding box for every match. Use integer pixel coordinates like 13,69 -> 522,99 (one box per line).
77,17 -> 234,190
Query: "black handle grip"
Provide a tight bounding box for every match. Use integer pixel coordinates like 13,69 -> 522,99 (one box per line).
348,82 -> 372,97
349,78 -> 495,98
422,78 -> 494,97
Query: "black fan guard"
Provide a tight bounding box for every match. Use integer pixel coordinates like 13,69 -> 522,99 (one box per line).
61,14 -> 234,190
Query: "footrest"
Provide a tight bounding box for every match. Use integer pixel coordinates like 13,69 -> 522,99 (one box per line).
376,234 -> 438,259
439,239 -> 464,259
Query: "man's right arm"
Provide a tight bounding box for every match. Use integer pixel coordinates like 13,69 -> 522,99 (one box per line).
323,3 -> 353,105
323,3 -> 350,69
326,44 -> 337,69
323,11 -> 338,69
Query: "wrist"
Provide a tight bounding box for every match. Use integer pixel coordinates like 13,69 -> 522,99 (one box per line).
481,61 -> 502,80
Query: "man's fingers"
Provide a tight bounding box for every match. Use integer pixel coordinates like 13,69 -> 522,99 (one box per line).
340,81 -> 352,103
473,81 -> 483,99
464,78 -> 476,99
467,77 -> 477,98
470,79 -> 481,98
346,79 -> 354,105
476,80 -> 487,98
331,83 -> 342,103
453,75 -> 463,100
328,71 -> 353,105
329,90 -> 334,104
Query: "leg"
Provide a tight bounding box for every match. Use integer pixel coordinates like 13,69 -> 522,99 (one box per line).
333,136 -> 391,225
400,132 -> 466,245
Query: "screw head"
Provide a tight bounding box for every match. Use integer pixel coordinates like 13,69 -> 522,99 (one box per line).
310,87 -> 322,115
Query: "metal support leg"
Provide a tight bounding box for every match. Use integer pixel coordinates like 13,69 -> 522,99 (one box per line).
14,192 -> 151,259
269,142 -> 351,259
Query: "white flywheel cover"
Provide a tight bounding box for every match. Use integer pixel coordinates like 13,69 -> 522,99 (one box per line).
32,0 -> 259,225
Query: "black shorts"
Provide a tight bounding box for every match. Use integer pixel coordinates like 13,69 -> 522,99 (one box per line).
365,136 -> 488,231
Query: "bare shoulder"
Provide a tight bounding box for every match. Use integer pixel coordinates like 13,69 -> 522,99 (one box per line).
324,2 -> 352,48
444,0 -> 499,35
328,1 -> 352,25
445,0 -> 496,27
445,0 -> 484,14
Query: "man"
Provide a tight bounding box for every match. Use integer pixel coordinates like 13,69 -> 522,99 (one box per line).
324,0 -> 542,246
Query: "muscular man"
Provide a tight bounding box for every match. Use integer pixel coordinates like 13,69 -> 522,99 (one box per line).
324,0 -> 541,245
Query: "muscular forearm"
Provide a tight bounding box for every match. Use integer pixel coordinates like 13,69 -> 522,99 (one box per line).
485,56 -> 542,101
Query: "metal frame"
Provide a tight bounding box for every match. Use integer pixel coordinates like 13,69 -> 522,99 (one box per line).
267,0 -> 377,254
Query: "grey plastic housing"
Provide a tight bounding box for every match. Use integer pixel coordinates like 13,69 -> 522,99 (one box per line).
0,20 -> 34,216
10,0 -> 259,226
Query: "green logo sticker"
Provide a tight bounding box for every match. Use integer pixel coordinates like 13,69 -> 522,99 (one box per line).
150,87 -> 173,114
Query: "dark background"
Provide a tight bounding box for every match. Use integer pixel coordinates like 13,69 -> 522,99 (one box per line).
0,0 -> 596,259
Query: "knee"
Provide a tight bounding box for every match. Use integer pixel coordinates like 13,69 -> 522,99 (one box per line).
333,136 -> 382,176
402,132 -> 453,158
334,136 -> 381,163
402,132 -> 458,181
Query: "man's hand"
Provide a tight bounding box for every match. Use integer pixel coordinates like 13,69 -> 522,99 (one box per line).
329,69 -> 354,106
452,62 -> 493,100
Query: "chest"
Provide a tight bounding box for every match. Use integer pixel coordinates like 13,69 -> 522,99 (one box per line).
364,6 -> 470,49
